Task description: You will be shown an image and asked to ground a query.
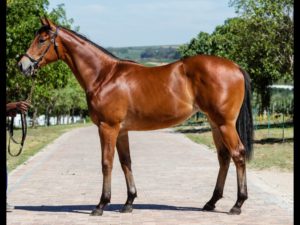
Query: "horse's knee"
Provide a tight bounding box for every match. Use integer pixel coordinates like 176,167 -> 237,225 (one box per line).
102,160 -> 113,174
120,158 -> 131,168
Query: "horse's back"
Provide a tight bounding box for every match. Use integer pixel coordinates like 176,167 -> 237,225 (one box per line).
182,54 -> 241,77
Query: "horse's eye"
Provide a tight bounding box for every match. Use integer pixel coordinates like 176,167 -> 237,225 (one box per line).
39,39 -> 46,44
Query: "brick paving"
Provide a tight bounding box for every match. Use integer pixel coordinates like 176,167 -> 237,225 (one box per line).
7,126 -> 293,225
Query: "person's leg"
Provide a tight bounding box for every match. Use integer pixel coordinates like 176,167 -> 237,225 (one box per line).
6,168 -> 14,211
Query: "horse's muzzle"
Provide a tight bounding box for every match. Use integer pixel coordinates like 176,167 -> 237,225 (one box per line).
18,58 -> 36,76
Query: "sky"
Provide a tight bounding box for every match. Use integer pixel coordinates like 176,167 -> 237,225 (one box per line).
47,0 -> 237,47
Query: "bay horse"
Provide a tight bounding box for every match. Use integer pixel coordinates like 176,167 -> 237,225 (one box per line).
18,18 -> 253,216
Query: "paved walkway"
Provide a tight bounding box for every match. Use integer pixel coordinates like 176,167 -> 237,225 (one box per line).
7,126 -> 293,225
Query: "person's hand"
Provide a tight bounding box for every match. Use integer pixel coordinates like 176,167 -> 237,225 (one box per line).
6,101 -> 31,117
15,101 -> 31,113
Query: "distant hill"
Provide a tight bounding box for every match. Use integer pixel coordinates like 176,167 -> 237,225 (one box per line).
106,45 -> 181,63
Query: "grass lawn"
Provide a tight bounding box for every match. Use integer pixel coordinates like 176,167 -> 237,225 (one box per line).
176,125 -> 293,172
6,123 -> 92,172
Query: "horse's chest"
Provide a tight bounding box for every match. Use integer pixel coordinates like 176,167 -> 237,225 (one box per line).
86,92 -> 127,125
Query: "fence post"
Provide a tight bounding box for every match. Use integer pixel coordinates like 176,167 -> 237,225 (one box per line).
282,113 -> 285,142
267,109 -> 270,138
253,108 -> 257,131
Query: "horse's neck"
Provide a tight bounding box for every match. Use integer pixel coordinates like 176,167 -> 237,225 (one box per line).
59,29 -> 117,92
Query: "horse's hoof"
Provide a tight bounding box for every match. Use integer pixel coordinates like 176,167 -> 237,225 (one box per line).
228,206 -> 241,215
203,203 -> 215,211
120,204 -> 133,213
90,208 -> 103,216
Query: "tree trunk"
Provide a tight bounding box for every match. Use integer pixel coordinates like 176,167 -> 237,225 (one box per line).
47,108 -> 51,126
45,106 -> 51,126
71,108 -> 74,124
258,88 -> 271,115
256,78 -> 271,115
57,114 -> 61,125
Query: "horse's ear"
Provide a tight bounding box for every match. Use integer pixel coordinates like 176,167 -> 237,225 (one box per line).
40,17 -> 48,26
40,16 -> 56,27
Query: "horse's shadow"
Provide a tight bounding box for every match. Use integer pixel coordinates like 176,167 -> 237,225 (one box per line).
15,204 -> 228,214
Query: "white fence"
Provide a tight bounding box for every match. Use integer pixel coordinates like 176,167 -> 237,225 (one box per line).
12,114 -> 84,127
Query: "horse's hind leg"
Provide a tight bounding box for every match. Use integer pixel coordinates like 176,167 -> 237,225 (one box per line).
218,122 -> 248,215
203,123 -> 231,211
116,131 -> 137,213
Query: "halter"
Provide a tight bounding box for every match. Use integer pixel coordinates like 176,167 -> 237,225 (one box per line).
23,27 -> 60,70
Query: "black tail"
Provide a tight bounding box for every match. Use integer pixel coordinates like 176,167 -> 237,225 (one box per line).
236,68 -> 254,161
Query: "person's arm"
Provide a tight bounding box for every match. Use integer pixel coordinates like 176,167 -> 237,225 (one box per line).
6,101 -> 30,117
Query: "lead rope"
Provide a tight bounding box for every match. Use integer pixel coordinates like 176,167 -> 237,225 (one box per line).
25,79 -> 35,104
7,79 -> 35,157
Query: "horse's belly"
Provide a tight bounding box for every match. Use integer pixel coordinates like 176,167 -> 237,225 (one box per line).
122,105 -> 197,131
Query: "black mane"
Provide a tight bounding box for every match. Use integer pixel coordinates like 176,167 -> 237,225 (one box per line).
62,26 -> 121,60
64,27 -> 141,64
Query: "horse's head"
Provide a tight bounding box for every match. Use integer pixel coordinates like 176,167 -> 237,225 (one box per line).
18,18 -> 61,76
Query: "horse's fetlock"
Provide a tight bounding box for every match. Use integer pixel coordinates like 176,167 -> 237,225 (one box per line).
101,192 -> 111,202
212,189 -> 223,200
239,192 -> 248,201
128,189 -> 137,198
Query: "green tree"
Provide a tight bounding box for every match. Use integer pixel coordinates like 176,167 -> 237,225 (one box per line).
49,76 -> 87,125
7,0 -> 47,102
179,32 -> 213,57
228,0 -> 293,112
6,0 -> 86,124
179,0 -> 293,113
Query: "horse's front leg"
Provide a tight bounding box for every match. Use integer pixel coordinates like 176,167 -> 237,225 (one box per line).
91,122 -> 120,216
116,131 -> 137,213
